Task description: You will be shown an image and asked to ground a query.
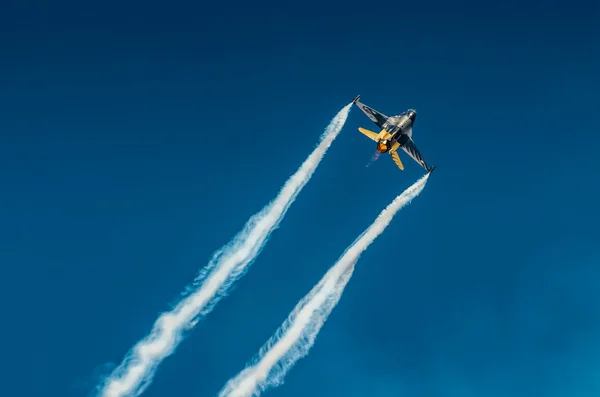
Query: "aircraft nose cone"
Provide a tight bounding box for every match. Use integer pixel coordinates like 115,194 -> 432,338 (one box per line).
408,110 -> 417,123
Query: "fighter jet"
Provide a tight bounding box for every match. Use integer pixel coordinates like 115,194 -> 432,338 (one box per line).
352,95 -> 435,173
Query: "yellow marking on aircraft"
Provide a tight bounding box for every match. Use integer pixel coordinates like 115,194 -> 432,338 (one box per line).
358,127 -> 380,142
390,150 -> 404,170
358,127 -> 394,141
378,129 -> 392,140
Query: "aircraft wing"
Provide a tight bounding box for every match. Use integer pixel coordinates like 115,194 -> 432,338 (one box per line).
354,99 -> 388,128
401,138 -> 431,171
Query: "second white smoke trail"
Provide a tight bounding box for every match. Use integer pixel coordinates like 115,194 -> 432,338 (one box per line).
219,173 -> 430,397
97,103 -> 352,397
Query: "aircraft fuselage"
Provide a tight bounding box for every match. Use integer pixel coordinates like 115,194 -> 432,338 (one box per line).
375,109 -> 417,153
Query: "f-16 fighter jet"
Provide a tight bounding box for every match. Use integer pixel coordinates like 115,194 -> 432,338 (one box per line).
352,95 -> 435,173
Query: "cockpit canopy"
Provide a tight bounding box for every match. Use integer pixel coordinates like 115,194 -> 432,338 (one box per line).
407,109 -> 417,123
399,109 -> 417,123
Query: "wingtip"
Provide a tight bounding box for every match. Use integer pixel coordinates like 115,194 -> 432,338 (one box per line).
427,165 -> 436,174
352,94 -> 360,104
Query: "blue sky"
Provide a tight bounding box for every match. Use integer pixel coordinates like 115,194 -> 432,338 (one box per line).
1,1 -> 599,396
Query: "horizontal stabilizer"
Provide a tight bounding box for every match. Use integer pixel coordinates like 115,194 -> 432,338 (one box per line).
358,127 -> 380,142
390,150 -> 404,170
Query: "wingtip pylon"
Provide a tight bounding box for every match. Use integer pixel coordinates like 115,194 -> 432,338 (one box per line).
352,94 -> 360,104
427,165 -> 436,174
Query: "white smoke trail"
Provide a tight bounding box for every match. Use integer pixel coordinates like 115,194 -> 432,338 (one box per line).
219,173 -> 430,397
97,103 -> 353,397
